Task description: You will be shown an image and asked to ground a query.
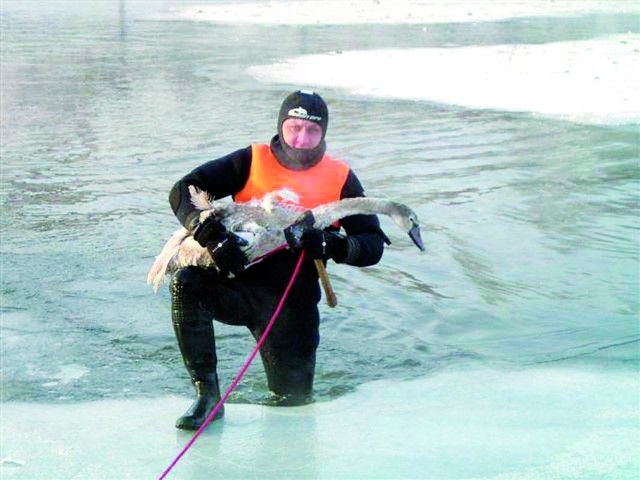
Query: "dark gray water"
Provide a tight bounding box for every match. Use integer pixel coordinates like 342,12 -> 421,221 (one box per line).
1,0 -> 638,408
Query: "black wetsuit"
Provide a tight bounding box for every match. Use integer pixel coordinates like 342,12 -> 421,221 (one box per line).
169,141 -> 386,404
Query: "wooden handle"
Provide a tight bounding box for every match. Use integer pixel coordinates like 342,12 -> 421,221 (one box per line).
314,259 -> 337,308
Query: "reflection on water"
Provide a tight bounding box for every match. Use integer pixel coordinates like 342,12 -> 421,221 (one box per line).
1,1 -> 638,404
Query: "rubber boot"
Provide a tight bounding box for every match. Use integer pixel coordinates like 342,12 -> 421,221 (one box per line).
175,373 -> 224,430
171,269 -> 225,430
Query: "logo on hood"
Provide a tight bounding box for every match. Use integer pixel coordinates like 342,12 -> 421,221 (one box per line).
287,106 -> 322,122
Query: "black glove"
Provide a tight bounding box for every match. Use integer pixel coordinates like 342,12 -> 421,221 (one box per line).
193,216 -> 227,247
299,229 -> 348,262
206,235 -> 248,276
193,217 -> 248,275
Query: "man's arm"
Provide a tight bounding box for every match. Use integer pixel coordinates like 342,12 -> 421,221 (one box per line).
169,147 -> 252,230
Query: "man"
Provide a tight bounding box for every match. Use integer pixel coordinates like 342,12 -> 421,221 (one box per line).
168,90 -> 388,430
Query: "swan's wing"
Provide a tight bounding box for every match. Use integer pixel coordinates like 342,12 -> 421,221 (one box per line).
188,185 -> 213,211
170,237 -> 213,269
147,228 -> 190,292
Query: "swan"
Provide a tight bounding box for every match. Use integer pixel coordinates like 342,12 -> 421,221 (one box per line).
147,186 -> 424,292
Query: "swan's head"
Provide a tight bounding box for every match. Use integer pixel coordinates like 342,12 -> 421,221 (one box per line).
389,202 -> 425,251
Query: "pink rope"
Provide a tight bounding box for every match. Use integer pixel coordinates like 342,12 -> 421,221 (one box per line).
247,243 -> 288,266
159,250 -> 306,479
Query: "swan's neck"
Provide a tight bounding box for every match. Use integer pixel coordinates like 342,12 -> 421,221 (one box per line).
311,198 -> 390,228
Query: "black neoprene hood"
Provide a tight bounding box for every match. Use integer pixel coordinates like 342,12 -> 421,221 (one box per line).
277,90 -> 329,140
273,90 -> 329,170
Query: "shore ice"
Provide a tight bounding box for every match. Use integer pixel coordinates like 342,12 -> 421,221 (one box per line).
248,34 -> 639,125
172,1 -> 639,124
176,0 -> 640,25
1,368 -> 638,479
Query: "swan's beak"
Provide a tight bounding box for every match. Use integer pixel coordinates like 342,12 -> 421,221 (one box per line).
409,223 -> 425,251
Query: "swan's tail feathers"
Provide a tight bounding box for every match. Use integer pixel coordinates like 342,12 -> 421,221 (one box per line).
146,228 -> 190,293
188,185 -> 212,211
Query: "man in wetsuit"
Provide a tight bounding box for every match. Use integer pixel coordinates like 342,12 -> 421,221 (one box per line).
169,90 -> 388,430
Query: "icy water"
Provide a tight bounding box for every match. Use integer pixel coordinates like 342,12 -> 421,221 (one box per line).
1,0 -> 638,424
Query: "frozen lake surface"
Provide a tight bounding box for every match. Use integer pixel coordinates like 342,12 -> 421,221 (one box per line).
1,0 -> 638,478
3,368 -> 638,479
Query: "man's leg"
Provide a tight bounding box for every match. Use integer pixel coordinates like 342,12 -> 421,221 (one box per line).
170,266 -> 261,429
252,300 -> 320,405
170,267 -> 225,430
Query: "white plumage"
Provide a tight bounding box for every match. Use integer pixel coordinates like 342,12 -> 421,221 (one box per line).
147,186 -> 424,292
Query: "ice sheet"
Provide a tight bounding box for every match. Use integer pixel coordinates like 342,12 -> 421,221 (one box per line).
248,34 -> 639,125
2,368 -> 638,479
176,0 -> 640,25
171,1 -> 639,124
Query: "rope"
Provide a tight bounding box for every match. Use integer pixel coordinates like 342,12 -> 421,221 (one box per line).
158,250 -> 306,479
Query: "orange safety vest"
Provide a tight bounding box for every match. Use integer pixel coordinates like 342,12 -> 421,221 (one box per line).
234,144 -> 350,210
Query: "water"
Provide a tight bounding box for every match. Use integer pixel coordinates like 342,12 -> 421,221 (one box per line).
1,0 -> 638,447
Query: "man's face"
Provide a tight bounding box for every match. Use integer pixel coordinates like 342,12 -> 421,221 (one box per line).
282,118 -> 323,149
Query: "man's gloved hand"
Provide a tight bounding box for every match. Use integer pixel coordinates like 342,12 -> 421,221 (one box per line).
299,228 -> 348,262
206,235 -> 248,275
193,216 -> 227,247
194,217 -> 248,275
